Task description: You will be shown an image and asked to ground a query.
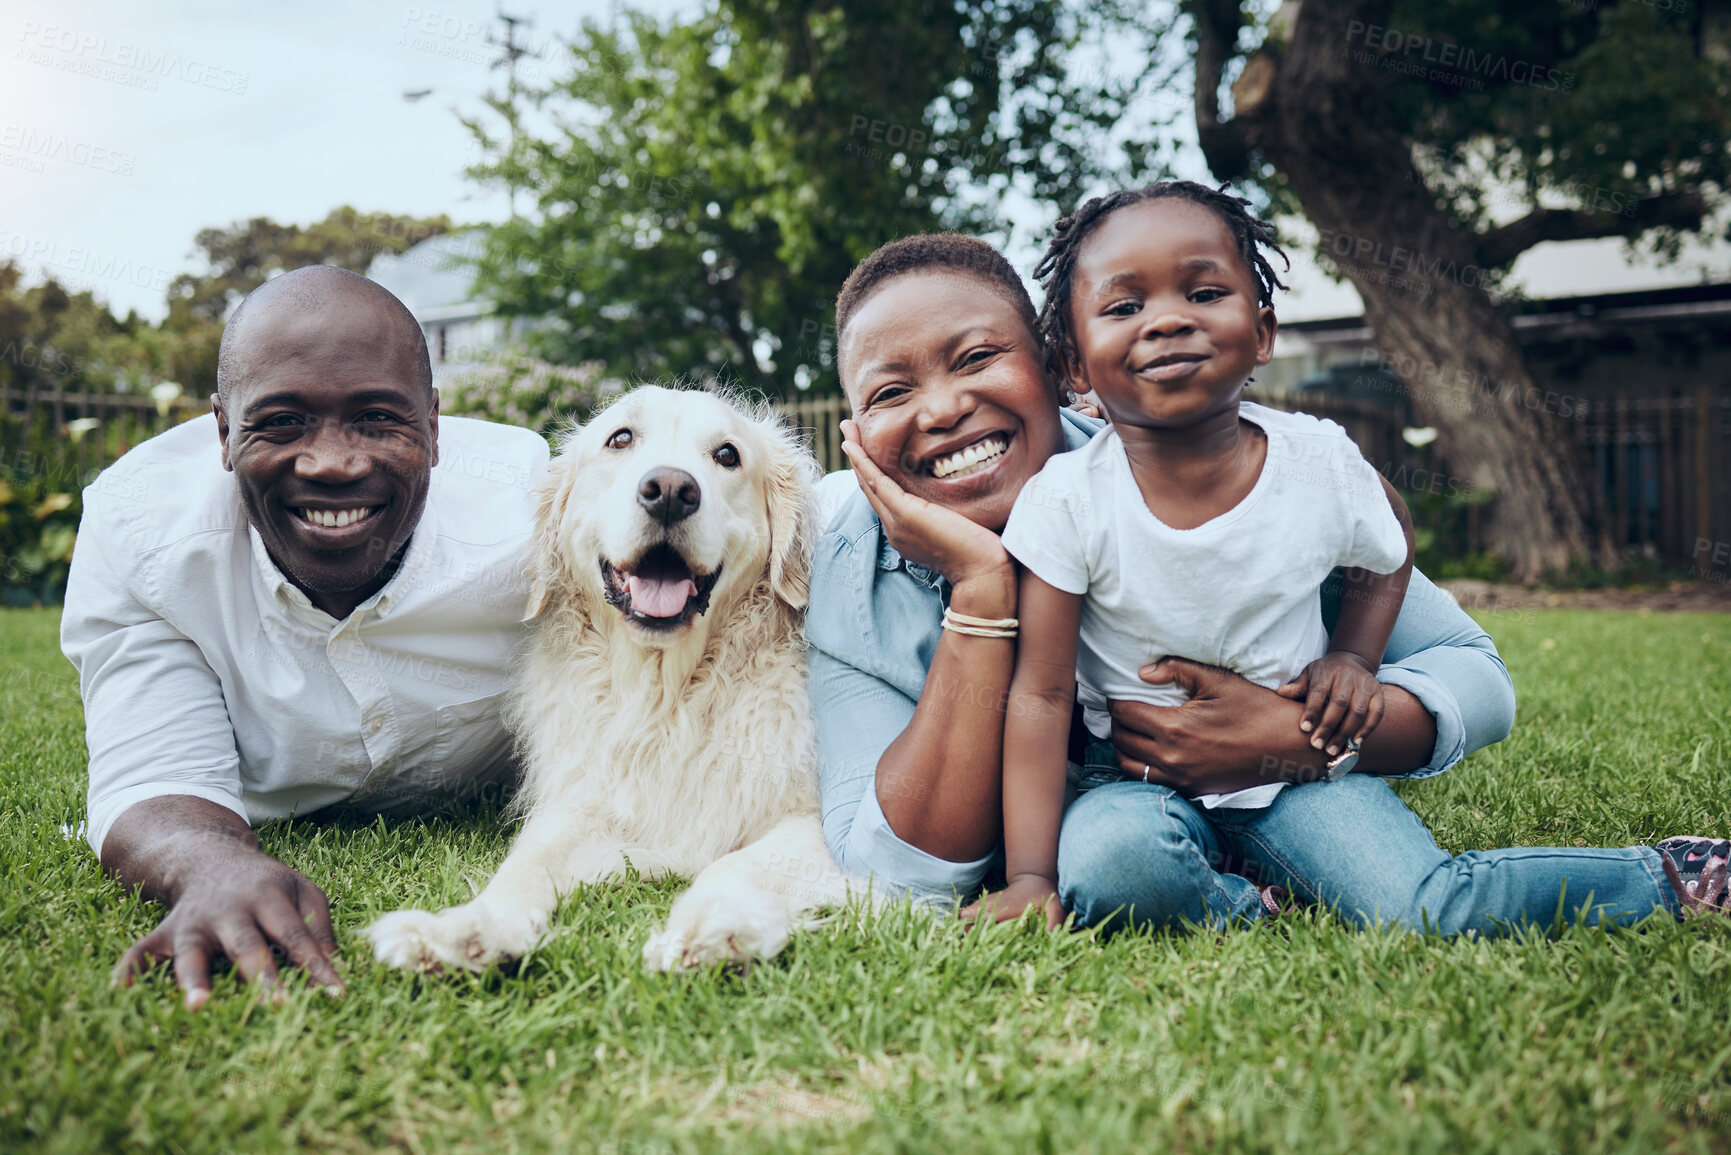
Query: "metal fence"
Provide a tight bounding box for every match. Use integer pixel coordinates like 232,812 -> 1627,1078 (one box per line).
773,393 -> 850,478
1578,389 -> 1730,566
764,387 -> 1731,567
5,383 -> 1727,569
1,386 -> 203,490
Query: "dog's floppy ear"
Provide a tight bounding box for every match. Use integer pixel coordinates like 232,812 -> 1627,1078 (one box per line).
763,426 -> 818,611
523,445 -> 579,621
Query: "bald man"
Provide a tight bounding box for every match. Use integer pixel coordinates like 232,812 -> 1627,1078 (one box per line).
61,266 -> 549,1007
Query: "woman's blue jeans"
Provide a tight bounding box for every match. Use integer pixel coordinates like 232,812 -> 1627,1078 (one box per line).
1057,774 -> 1680,936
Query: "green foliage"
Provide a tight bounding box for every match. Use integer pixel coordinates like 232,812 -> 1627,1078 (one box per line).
1406,482 -> 1503,580
467,0 -> 1162,398
440,350 -> 618,438
0,262 -> 145,394
165,206 -> 457,324
1427,550 -> 1511,584
1539,553 -> 1691,591
0,420 -> 86,606
4,608 -> 1731,1151
1,204 -> 452,407
160,206 -> 458,401
1386,1 -> 1730,251
1227,1 -> 1731,264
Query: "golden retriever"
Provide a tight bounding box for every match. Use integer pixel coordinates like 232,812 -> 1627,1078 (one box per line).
368,385 -> 858,971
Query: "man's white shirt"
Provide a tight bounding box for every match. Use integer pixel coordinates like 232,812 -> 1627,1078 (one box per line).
61,413 -> 550,856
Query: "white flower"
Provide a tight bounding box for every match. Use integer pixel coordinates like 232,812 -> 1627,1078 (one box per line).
149,380 -> 184,417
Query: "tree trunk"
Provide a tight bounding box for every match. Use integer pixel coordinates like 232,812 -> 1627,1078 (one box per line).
1192,0 -> 1616,582
1300,204 -> 1606,581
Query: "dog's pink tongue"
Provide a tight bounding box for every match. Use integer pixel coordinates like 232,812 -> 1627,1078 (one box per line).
627,574 -> 696,618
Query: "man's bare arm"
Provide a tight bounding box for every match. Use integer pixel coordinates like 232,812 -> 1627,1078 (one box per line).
103,796 -> 343,1008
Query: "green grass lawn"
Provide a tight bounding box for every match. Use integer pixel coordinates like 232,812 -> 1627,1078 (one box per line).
4,607 -> 1731,1154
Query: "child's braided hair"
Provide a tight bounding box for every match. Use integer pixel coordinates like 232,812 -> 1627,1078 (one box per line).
1033,181 -> 1290,380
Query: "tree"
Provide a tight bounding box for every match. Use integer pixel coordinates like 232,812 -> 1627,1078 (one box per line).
166,206 -> 456,323
1177,0 -> 1731,580
0,261 -> 140,393
160,206 -> 456,397
466,0 -> 1154,397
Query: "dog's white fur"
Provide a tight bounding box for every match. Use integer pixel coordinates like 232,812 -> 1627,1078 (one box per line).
367,385 -> 858,972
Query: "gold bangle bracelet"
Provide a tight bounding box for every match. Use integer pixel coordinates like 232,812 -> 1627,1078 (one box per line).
942,607 -> 1019,631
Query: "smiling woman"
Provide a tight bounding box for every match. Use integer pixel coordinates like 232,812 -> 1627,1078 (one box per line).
836,237 -> 1066,541
813,234 -> 1084,874
805,224 -> 1555,928
212,266 -> 439,621
808,196 -> 1731,942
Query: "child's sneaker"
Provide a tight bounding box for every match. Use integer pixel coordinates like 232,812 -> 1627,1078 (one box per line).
1655,837 -> 1731,914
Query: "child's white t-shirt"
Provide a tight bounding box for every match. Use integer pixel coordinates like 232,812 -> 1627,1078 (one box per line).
1000,402 -> 1408,809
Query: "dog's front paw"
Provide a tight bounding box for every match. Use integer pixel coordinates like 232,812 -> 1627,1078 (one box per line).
366,908 -> 460,972
643,885 -> 791,972
367,903 -> 548,972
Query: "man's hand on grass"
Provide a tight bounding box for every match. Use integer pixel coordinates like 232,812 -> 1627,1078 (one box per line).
103,796 -> 344,1009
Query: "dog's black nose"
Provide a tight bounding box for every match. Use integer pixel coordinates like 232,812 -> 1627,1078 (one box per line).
637,467 -> 702,525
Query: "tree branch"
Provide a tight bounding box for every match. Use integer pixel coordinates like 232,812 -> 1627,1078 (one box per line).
1187,0 -> 1254,179
1475,190 -> 1708,270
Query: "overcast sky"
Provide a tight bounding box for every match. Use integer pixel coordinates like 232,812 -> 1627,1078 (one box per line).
0,0 -> 679,319
4,0 -> 1727,328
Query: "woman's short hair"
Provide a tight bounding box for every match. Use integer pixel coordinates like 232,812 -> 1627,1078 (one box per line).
834,233 -> 1039,378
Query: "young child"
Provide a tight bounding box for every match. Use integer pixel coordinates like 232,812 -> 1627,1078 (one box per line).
979,181 -> 1416,925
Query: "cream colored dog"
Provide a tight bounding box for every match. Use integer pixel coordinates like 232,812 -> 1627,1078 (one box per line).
367,385 -> 857,972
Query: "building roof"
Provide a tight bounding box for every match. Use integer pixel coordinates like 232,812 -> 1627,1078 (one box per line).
1280,279 -> 1731,343
366,230 -> 492,325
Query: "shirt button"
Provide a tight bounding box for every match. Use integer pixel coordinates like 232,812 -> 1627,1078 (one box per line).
367,715 -> 384,734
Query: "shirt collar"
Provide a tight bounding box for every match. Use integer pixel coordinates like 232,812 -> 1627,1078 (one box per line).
870,406 -> 1103,579
247,490 -> 442,621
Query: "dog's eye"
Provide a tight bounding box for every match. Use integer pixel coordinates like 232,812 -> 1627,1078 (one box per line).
712,443 -> 740,469
606,428 -> 633,450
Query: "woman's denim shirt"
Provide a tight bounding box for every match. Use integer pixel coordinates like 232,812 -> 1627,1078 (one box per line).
805,409 -> 1516,901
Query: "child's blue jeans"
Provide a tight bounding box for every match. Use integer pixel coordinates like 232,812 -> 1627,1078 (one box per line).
1057,773 -> 1681,934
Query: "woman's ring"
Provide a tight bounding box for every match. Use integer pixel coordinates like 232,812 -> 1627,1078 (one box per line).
1141,763 -> 1151,782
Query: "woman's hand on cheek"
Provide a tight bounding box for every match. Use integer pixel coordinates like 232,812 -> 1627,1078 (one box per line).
1105,658 -> 1327,796
841,419 -> 1014,594
1066,389 -> 1104,420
